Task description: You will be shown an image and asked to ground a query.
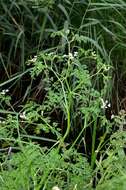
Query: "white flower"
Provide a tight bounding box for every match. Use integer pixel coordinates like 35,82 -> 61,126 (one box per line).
68,52 -> 74,60
107,103 -> 111,108
1,89 -> 9,95
0,120 -> 5,124
19,111 -> 27,120
111,114 -> 115,119
100,98 -> 111,109
30,55 -> 37,63
5,89 -> 9,92
73,51 -> 78,57
52,186 -> 60,190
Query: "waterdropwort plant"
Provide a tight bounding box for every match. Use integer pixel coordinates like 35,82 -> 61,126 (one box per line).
1,1 -> 126,189
27,30 -> 112,156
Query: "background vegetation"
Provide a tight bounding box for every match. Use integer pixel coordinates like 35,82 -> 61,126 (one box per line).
0,0 -> 126,189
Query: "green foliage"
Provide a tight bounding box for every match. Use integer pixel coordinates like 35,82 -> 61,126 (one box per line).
1,0 -> 126,189
96,130 -> 126,190
0,144 -> 92,190
0,90 -> 11,106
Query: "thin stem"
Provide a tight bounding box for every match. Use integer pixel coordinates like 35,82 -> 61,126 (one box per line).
91,119 -> 97,169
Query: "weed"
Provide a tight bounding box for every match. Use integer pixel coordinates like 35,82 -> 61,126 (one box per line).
0,144 -> 92,190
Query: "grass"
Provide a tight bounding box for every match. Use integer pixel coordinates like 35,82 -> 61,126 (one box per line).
1,0 -> 126,189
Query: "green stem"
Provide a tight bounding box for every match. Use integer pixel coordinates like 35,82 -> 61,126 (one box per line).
91,119 -> 97,169
62,106 -> 70,142
58,94 -> 71,149
70,116 -> 88,150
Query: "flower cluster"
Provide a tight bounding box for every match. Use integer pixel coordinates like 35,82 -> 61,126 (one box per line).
28,55 -> 37,64
1,89 -> 9,95
100,98 -> 111,109
63,51 -> 78,60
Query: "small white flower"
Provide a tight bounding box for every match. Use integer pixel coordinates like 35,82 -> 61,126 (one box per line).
73,51 -> 78,57
19,111 -> 27,120
5,89 -> 9,92
107,103 -> 111,108
100,98 -> 111,109
52,186 -> 60,190
0,120 -> 5,124
69,52 -> 74,60
1,89 -> 9,95
30,55 -> 37,63
111,114 -> 115,119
